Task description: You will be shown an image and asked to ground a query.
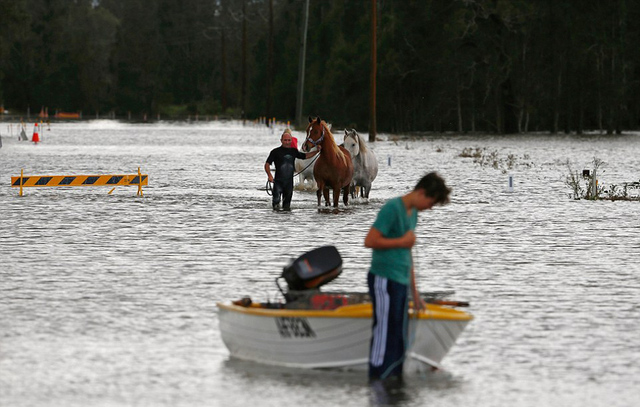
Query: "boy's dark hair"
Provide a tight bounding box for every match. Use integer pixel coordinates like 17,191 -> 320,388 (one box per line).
414,172 -> 451,205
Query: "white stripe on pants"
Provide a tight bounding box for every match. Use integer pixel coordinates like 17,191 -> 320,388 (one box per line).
371,275 -> 390,367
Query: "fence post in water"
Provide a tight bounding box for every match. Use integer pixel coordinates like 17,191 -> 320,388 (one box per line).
507,174 -> 514,192
137,167 -> 144,196
591,169 -> 597,199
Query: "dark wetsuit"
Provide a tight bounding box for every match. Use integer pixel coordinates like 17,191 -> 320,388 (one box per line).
266,146 -> 306,209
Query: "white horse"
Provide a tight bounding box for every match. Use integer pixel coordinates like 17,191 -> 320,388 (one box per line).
294,145 -> 318,190
343,129 -> 378,199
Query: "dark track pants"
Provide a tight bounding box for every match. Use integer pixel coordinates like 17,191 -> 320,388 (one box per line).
272,180 -> 294,209
367,272 -> 409,380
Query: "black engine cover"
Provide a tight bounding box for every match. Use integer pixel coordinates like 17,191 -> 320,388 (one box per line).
282,246 -> 343,291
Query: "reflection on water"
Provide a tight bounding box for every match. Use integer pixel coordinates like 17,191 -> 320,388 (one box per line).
1,121 -> 639,406
369,379 -> 415,407
221,358 -> 461,407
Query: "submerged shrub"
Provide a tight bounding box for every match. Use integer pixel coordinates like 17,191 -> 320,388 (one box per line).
460,147 -> 534,174
565,157 -> 639,201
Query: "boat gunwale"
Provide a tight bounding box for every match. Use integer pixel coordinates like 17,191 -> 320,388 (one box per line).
216,301 -> 473,321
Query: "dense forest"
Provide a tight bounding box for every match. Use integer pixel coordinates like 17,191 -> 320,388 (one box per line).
1,0 -> 639,134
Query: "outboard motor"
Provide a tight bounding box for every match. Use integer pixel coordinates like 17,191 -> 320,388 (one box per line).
276,246 -> 343,301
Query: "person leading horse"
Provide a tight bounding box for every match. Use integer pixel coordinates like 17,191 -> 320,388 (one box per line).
265,129 -> 321,210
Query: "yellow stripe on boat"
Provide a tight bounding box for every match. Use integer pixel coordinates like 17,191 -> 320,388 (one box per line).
216,302 -> 473,321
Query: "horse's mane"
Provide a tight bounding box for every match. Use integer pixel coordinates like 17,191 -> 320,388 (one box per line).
345,130 -> 370,169
321,121 -> 349,167
355,131 -> 369,153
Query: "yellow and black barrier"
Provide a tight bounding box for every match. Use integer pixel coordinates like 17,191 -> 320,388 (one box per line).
11,167 -> 148,196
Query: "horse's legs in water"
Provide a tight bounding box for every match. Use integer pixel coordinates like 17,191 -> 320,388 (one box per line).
332,186 -> 341,207
323,187 -> 331,206
342,185 -> 350,206
316,180 -> 324,206
350,185 -> 365,200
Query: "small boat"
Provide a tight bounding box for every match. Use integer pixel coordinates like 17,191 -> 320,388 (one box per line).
217,246 -> 473,373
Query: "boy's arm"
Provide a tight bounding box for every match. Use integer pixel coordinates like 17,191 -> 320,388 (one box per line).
364,227 -> 415,250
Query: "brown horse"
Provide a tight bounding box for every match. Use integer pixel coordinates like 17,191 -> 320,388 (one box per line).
303,116 -> 354,207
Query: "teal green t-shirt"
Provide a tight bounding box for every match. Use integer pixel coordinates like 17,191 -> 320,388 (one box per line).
369,197 -> 417,285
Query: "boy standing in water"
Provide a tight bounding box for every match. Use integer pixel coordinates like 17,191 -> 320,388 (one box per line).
364,172 -> 451,380
265,129 -> 320,210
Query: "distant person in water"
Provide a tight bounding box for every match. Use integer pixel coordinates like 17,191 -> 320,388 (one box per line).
265,129 -> 320,210
364,172 -> 451,381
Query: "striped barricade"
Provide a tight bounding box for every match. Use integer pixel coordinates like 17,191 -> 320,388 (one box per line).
11,168 -> 148,196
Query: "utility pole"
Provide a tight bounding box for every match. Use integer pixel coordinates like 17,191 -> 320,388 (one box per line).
295,0 -> 310,128
241,0 -> 247,125
266,0 -> 274,120
221,30 -> 228,111
369,0 -> 377,142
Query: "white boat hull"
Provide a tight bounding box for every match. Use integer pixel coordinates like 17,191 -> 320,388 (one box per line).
217,302 -> 471,372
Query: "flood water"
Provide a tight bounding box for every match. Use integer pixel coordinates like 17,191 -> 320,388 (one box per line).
1,121 -> 639,407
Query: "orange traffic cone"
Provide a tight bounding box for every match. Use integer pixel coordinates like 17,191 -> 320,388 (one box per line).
32,123 -> 40,143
